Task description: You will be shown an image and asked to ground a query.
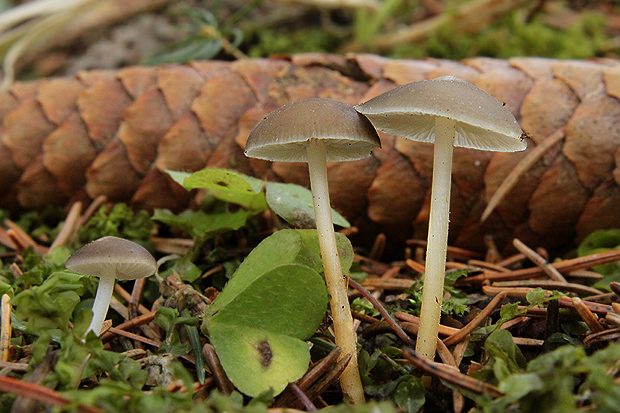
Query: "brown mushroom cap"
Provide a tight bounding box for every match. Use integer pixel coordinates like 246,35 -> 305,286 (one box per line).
355,75 -> 526,152
244,98 -> 381,162
66,236 -> 156,281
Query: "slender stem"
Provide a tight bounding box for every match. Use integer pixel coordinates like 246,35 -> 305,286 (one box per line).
88,274 -> 115,335
415,117 -> 456,359
0,294 -> 11,363
306,139 -> 364,405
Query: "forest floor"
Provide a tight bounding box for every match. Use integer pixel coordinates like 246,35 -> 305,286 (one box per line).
2,1 -> 620,412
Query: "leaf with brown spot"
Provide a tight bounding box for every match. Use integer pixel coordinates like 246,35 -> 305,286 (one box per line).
205,263 -> 328,397
203,230 -> 340,397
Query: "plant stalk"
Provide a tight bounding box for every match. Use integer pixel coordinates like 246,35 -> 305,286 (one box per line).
306,139 -> 364,404
415,116 -> 456,359
88,273 -> 115,335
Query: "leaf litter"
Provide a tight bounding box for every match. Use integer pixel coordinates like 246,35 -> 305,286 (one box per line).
0,168 -> 620,412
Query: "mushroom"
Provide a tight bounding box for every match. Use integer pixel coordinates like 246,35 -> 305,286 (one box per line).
355,76 -> 526,359
244,98 -> 380,404
65,236 -> 157,336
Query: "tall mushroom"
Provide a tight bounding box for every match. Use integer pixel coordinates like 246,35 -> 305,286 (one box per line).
65,236 -> 157,336
244,98 -> 380,404
355,76 -> 526,359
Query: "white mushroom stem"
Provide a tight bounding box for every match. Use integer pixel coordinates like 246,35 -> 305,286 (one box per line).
415,116 -> 456,359
306,138 -> 365,405
88,272 -> 116,336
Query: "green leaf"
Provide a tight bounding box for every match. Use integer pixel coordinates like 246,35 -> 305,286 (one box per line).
143,37 -> 224,65
294,229 -> 354,276
351,297 -> 380,318
321,401 -> 398,413
166,170 -> 192,186
484,329 -> 526,381
265,182 -> 350,228
152,208 -> 254,238
168,168 -> 267,210
525,287 -> 549,306
168,168 -> 353,228
160,259 -> 203,283
577,229 -> 620,288
497,373 -> 544,403
207,263 -> 328,338
208,323 -> 311,397
444,268 -> 468,286
499,302 -> 520,320
153,306 -> 198,357
577,229 -> 620,256
204,229 -> 352,319
392,375 -> 425,413
477,343 -> 620,412
205,263 -> 328,397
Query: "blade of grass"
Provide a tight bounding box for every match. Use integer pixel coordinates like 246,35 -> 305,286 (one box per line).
182,308 -> 206,384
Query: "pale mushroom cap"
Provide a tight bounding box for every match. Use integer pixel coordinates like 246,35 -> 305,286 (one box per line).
355,76 -> 526,152
244,98 -> 381,162
66,236 -> 156,281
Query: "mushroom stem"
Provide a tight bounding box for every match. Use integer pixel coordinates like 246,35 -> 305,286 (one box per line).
415,116 -> 456,359
88,273 -> 115,336
306,138 -> 365,404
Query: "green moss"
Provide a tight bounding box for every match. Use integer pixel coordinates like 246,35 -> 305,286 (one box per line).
248,27 -> 342,57
76,203 -> 154,248
390,10 -> 610,60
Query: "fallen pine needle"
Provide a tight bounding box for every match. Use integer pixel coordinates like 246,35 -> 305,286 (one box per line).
482,129 -> 564,222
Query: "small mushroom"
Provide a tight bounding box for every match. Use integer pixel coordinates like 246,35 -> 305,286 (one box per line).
355,76 -> 526,359
65,236 -> 157,336
245,98 -> 380,404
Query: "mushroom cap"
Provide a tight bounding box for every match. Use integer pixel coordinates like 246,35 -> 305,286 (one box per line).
244,98 -> 381,162
66,236 -> 156,281
355,76 -> 526,152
